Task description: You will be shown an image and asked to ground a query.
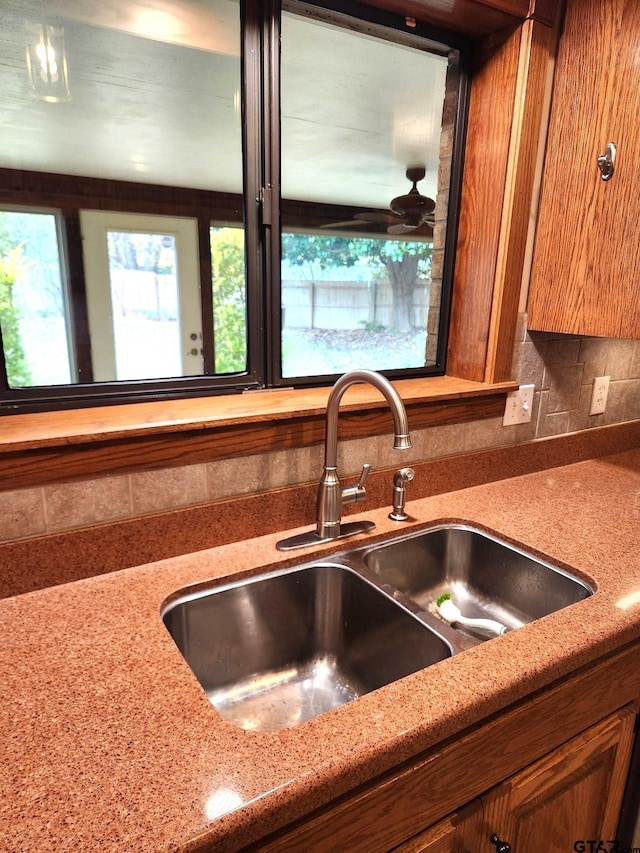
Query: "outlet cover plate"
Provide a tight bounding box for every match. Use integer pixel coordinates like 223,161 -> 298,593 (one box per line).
590,376 -> 610,415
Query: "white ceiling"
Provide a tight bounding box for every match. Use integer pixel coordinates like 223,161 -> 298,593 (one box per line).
1,0 -> 449,211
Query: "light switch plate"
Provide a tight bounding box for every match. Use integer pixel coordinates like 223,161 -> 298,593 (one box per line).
503,384 -> 535,426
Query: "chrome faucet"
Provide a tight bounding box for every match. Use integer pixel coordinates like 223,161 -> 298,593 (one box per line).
316,369 -> 411,538
277,369 -> 412,550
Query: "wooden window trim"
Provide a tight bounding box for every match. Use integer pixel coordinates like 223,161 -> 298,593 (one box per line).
447,16 -> 558,383
0,377 -> 515,490
356,0 -> 557,33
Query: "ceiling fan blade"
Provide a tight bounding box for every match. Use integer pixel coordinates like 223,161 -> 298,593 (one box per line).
321,168 -> 436,236
320,219 -> 368,229
387,222 -> 419,235
387,221 -> 434,239
354,210 -> 400,224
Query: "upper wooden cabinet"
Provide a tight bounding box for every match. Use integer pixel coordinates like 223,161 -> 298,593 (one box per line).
528,0 -> 640,338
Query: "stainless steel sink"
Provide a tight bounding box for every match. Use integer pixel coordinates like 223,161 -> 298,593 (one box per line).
162,562 -> 452,731
162,523 -> 593,730
361,524 -> 594,640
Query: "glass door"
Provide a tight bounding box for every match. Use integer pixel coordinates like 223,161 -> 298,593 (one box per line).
80,211 -> 202,381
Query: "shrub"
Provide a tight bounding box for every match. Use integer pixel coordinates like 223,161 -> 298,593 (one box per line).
0,245 -> 32,386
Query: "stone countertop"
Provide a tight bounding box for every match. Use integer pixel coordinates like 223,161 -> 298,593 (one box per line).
2,449 -> 640,852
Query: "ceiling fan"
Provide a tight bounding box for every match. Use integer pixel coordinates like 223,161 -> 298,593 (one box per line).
322,167 -> 436,237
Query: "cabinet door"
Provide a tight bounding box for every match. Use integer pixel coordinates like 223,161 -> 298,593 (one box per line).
528,0 -> 640,338
475,706 -> 636,853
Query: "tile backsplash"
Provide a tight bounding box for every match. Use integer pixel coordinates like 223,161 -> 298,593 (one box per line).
2,313 -> 640,543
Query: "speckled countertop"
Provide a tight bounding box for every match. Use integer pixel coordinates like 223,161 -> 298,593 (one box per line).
2,449 -> 640,852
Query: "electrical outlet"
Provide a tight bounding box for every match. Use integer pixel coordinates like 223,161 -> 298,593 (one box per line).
503,384 -> 535,426
590,376 -> 610,415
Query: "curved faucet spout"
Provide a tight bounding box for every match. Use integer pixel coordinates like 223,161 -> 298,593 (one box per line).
276,369 -> 412,550
317,369 -> 412,540
323,369 -> 412,469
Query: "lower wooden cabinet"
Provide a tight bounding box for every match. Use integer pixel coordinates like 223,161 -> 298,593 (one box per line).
480,707 -> 634,853
396,706 -> 635,853
251,644 -> 640,853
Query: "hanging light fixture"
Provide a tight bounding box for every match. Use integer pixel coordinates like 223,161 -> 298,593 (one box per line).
26,24 -> 71,103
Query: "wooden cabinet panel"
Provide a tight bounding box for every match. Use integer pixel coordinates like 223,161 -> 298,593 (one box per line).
448,14 -> 558,383
395,802 -> 482,852
528,0 -> 640,338
393,815 -> 466,853
401,706 -> 636,853
479,0 -> 529,15
528,0 -> 560,26
478,706 -> 636,852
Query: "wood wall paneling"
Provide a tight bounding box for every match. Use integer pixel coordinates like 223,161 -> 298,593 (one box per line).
446,27 -> 523,381
61,209 -> 94,382
485,18 -> 558,382
0,168 -> 243,222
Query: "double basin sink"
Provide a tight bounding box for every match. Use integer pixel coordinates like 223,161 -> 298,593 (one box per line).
162,524 -> 593,731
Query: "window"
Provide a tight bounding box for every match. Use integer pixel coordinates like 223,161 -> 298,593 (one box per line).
278,7 -> 455,382
0,209 -> 71,387
0,0 -> 466,411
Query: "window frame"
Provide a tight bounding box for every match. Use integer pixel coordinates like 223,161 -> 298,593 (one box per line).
0,177 -> 261,411
0,0 -> 470,413
270,0 -> 469,389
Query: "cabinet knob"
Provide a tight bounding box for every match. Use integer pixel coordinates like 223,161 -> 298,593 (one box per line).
489,834 -> 512,853
597,141 -> 616,181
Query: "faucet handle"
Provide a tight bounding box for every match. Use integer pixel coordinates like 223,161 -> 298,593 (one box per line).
356,463 -> 372,490
341,463 -> 372,507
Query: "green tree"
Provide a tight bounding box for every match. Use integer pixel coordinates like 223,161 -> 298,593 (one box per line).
107,232 -> 174,273
0,245 -> 32,386
0,210 -> 66,316
210,227 -> 247,373
281,233 -> 432,332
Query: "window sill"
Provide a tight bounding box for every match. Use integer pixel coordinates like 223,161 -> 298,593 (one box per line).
0,376 -> 516,490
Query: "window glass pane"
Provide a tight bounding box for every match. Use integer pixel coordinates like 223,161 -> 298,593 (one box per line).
0,0 -> 245,389
106,231 -> 183,381
210,226 -> 247,374
281,233 -> 433,377
280,8 -> 453,379
0,210 -> 71,387
2,2 -> 243,190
